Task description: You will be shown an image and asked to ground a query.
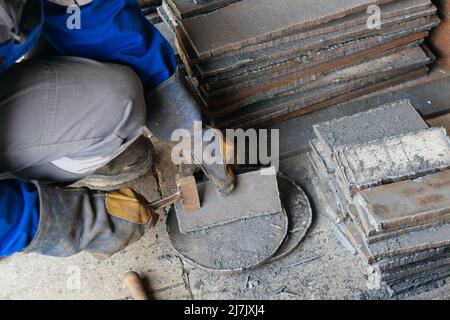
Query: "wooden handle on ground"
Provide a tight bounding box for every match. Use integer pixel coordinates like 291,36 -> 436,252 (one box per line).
123,271 -> 149,300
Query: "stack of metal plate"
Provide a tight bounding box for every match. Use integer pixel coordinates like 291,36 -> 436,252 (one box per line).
309,99 -> 450,296
161,0 -> 439,128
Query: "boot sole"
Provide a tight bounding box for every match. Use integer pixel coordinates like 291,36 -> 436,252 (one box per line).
78,143 -> 155,188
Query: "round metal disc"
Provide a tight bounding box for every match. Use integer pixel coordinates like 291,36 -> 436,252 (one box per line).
167,202 -> 288,274
269,175 -> 313,261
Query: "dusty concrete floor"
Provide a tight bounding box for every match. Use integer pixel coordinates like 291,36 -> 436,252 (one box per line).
1,70 -> 449,300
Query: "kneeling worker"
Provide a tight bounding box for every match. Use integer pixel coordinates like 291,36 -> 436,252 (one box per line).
0,0 -> 234,259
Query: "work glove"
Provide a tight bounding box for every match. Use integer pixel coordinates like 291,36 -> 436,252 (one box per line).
146,68 -> 235,196
24,183 -> 157,260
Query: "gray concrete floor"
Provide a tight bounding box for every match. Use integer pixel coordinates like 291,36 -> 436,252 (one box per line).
1,70 -> 450,300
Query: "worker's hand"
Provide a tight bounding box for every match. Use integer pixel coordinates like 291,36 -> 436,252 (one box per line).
24,183 -> 158,259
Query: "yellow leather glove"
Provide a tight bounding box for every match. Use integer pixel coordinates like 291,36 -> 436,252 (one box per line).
105,187 -> 158,227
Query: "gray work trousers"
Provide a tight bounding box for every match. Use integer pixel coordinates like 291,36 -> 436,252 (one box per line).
0,56 -> 146,183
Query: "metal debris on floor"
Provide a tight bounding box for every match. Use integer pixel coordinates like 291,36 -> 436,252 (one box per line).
308,98 -> 450,296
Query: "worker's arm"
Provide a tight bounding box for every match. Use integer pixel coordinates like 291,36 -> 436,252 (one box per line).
0,179 -> 156,258
43,0 -> 176,88
0,181 -> 39,257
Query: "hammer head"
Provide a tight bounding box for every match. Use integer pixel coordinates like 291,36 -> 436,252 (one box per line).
176,176 -> 201,213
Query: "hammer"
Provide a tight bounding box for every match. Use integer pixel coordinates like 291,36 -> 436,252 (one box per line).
148,176 -> 201,213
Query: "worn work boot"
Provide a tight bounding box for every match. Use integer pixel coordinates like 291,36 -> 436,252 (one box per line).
81,136 -> 155,188
25,182 -> 157,259
146,69 -> 235,196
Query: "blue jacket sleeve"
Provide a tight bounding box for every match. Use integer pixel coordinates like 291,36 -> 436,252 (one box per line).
42,0 -> 176,88
0,181 -> 39,257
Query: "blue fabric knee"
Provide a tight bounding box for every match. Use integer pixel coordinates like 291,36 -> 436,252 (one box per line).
0,181 -> 39,257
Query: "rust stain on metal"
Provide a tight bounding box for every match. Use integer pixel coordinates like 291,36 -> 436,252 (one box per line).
418,194 -> 445,207
216,68 -> 428,129
205,32 -> 429,109
372,204 -> 391,216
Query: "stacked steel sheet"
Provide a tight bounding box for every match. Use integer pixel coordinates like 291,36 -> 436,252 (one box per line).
309,99 -> 450,296
162,0 -> 439,128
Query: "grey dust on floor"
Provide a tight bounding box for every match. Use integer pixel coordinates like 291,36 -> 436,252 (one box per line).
0,141 -> 388,300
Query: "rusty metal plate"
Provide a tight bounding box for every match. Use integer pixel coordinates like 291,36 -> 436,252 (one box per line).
195,8 -> 436,80
355,170 -> 450,232
182,0 -> 433,63
200,20 -> 435,96
210,46 -> 431,120
212,67 -> 428,129
181,0 -> 399,60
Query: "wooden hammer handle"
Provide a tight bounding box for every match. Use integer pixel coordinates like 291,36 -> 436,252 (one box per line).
149,192 -> 180,211
123,271 -> 149,300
